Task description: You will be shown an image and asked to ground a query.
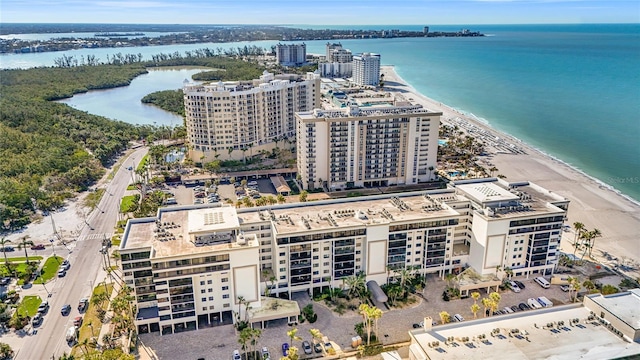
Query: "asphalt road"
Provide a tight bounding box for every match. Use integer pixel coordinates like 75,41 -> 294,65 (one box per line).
18,147 -> 148,360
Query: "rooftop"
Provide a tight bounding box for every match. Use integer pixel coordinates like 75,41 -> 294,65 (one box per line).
121,206 -> 258,258
587,289 -> 640,331
411,305 -> 640,360
237,191 -> 462,236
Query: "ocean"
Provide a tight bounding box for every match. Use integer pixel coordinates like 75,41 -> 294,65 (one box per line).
1,23 -> 639,200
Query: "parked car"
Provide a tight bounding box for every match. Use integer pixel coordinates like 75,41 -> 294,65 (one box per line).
38,301 -> 49,314
1,246 -> 14,252
302,341 -> 313,355
73,316 -> 83,327
31,244 -> 45,250
560,285 -> 571,292
78,298 -> 89,312
281,343 -> 289,356
510,305 -> 519,313
261,347 -> 270,360
32,313 -> 43,327
0,278 -> 10,286
412,323 -> 421,328
61,260 -> 70,270
61,304 -> 71,316
509,281 -> 521,293
514,280 -> 526,289
518,303 -> 531,311
503,306 -> 514,314
314,343 -> 323,353
57,269 -> 67,278
233,350 -> 241,360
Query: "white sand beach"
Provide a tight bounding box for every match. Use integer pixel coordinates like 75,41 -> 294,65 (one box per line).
381,65 -> 640,279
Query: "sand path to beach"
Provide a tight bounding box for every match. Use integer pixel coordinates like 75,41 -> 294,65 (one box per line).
381,65 -> 640,280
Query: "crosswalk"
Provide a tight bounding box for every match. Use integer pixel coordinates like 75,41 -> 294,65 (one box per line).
81,233 -> 113,241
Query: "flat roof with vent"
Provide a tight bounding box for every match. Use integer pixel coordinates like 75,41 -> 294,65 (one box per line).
189,207 -> 239,235
456,182 -> 519,204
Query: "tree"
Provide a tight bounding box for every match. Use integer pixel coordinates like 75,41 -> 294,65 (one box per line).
238,327 -> 252,357
587,228 -> 602,258
309,328 -> 323,346
16,236 -> 34,264
471,303 -> 480,319
277,194 -> 286,204
0,237 -> 12,265
358,304 -> 374,345
0,343 -> 13,360
428,165 -> 435,180
481,298 -> 492,317
282,346 -> 299,360
287,328 -> 302,347
601,284 -> 619,295
471,291 -> 480,305
489,291 -> 501,310
439,311 -> 450,324
299,190 -> 308,202
572,222 -> 585,255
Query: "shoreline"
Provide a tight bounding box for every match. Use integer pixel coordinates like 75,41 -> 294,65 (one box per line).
380,65 -> 640,279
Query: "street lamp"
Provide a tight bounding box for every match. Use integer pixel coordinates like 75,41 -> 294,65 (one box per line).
38,271 -> 50,297
49,238 -> 56,258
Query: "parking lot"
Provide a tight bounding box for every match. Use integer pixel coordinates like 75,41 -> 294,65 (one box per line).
166,178 -> 278,207
138,275 -> 573,360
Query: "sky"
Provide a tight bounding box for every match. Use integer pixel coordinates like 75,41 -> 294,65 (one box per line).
1,0 -> 638,25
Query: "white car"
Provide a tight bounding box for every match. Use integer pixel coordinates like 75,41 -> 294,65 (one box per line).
509,281 -> 521,293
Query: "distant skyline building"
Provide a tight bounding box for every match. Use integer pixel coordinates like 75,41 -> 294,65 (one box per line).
183,71 -> 320,162
352,52 -> 381,86
276,43 -> 306,66
295,102 -> 440,191
320,42 -> 354,78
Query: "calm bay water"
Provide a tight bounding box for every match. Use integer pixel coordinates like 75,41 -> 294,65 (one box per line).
2,24 -> 639,200
57,68 -> 205,126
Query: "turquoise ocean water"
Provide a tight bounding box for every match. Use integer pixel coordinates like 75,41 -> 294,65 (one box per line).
2,24 -> 639,200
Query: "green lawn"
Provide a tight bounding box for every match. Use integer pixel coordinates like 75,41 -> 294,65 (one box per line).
136,154 -> 148,172
75,283 -> 113,356
33,256 -> 63,284
120,195 -> 138,213
126,184 -> 137,190
0,262 -> 37,277
6,256 -> 43,262
17,295 -> 42,317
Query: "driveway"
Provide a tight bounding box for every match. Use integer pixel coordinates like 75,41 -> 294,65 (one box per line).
139,275 -> 573,359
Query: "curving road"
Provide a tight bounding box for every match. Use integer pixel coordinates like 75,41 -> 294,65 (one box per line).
19,147 -> 148,360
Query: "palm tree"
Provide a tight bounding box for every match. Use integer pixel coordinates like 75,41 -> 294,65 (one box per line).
277,194 -> 286,204
572,222 -> 585,255
287,328 -> 302,347
359,304 -> 374,344
587,228 -> 602,258
370,306 -> 383,340
471,291 -> 480,305
489,291 -> 501,310
238,328 -> 251,357
16,236 -> 34,264
471,303 -> 480,319
309,328 -> 323,346
0,237 -> 12,265
439,311 -> 450,324
481,298 -> 492,317
579,231 -> 595,262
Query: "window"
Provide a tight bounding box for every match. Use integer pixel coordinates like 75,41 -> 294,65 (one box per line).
201,297 -> 206,302
209,296 -> 214,301
280,275 -> 286,280
208,288 -> 213,293
207,280 -> 212,285
223,304 -> 230,308
209,305 -> 215,310
222,286 -> 228,291
200,281 -> 205,286
279,252 -> 286,256
222,294 -> 229,299
323,254 -> 330,258
201,289 -> 206,294
203,307 -> 207,311
279,260 -> 286,264
323,262 -> 329,266
221,278 -> 228,283
279,267 -> 286,272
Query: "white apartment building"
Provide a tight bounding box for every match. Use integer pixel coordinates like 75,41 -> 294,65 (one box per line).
318,62 -> 353,78
295,103 -> 441,191
276,43 -> 306,66
183,71 -> 320,162
352,53 -> 381,86
121,179 -> 568,335
320,42 -> 354,78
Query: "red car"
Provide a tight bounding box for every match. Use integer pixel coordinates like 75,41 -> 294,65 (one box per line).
31,244 -> 45,250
